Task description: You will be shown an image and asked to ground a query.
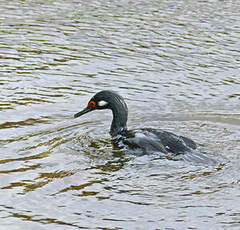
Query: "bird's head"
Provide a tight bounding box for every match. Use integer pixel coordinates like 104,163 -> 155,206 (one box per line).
74,90 -> 126,118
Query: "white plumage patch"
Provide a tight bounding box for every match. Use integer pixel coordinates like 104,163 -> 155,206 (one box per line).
98,100 -> 108,107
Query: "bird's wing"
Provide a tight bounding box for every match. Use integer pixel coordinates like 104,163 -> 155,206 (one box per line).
142,128 -> 197,155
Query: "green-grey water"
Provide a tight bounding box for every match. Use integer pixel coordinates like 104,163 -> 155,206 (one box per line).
0,0 -> 240,229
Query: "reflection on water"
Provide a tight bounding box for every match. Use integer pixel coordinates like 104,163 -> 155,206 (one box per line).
0,0 -> 240,229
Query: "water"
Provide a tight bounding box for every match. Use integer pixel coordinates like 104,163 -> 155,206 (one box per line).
0,0 -> 240,229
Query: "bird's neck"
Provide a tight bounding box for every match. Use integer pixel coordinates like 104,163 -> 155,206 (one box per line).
109,101 -> 128,137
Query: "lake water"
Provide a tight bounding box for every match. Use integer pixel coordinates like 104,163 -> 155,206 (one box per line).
0,0 -> 240,229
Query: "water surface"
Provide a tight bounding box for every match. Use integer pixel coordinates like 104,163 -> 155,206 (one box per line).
0,0 -> 240,229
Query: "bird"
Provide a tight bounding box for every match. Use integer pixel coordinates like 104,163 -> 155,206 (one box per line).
74,90 -> 216,163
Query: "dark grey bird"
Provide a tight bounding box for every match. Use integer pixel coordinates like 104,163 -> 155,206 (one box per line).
74,90 -> 217,163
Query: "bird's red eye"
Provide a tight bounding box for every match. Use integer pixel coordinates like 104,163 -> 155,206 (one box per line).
88,100 -> 96,108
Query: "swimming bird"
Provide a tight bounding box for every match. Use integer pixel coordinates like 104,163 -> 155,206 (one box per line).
74,90 -> 218,165
74,90 -> 216,163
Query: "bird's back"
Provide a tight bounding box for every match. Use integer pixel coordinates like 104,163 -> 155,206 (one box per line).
113,128 -> 197,155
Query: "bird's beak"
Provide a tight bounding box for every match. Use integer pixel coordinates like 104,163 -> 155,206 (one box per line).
74,107 -> 94,118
